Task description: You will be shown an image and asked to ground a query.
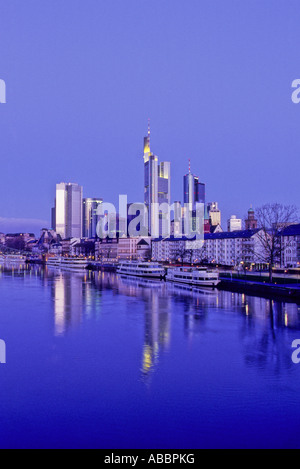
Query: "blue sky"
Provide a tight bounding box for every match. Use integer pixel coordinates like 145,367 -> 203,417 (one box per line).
0,0 -> 299,234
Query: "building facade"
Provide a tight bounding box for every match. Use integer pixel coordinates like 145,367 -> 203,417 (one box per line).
228,215 -> 242,232
83,198 -> 103,238
55,183 -> 83,239
183,163 -> 205,209
143,123 -> 170,236
207,202 -> 221,228
152,229 -> 264,266
281,224 -> 300,267
245,207 -> 258,230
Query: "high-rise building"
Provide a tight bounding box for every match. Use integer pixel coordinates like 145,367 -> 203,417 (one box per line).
51,207 -> 56,230
183,161 -> 205,235
207,202 -> 221,228
245,207 -> 258,230
55,183 -> 83,239
158,162 -> 171,205
83,198 -> 103,238
143,122 -> 170,236
183,161 -> 205,209
228,215 -> 242,232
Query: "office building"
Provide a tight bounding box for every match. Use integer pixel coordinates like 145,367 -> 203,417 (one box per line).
143,122 -> 170,236
183,161 -> 205,209
83,198 -> 103,238
228,215 -> 242,232
183,161 -> 206,235
207,202 -> 221,228
55,183 -> 83,239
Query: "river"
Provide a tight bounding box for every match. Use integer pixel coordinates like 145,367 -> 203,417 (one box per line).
0,264 -> 299,448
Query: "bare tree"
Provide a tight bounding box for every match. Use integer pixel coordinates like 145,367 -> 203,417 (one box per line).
251,204 -> 298,282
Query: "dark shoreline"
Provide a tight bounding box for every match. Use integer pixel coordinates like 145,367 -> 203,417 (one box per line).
218,277 -> 300,303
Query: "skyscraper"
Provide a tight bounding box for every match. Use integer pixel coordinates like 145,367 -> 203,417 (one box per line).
158,162 -> 171,205
83,198 -> 103,238
183,161 -> 205,235
55,183 -> 83,239
207,202 -> 221,228
183,160 -> 205,209
143,122 -> 170,236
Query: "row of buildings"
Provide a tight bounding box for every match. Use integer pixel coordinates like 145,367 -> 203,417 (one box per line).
2,123 -> 293,269
1,218 -> 300,268
50,125 -> 245,241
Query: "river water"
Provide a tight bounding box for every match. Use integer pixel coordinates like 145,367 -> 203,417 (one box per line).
0,264 -> 300,449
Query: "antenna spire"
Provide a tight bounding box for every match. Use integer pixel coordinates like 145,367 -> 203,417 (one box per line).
189,158 -> 191,174
148,118 -> 151,147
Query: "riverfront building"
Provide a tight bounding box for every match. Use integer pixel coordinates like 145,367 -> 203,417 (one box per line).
152,229 -> 264,266
281,224 -> 300,268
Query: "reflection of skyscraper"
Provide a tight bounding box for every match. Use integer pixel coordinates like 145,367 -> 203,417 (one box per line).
83,198 -> 103,238
53,273 -> 83,336
55,183 -> 83,238
143,122 -> 170,236
142,293 -> 171,379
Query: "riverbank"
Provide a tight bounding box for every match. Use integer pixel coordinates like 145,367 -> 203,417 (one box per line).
219,275 -> 300,302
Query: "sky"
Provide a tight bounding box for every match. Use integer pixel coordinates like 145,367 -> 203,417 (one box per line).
0,0 -> 299,234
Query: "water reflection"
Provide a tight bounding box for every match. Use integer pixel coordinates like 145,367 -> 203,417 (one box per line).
1,265 -> 300,379
118,275 -> 171,380
52,274 -> 84,336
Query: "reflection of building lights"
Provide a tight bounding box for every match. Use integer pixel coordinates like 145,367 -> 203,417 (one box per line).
142,345 -> 153,373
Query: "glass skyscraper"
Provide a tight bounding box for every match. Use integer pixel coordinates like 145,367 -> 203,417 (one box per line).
183,163 -> 205,235
83,198 -> 103,238
55,183 -> 83,239
183,169 -> 205,209
143,123 -> 171,236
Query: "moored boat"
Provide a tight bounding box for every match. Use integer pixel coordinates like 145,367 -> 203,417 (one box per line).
117,261 -> 165,279
47,257 -> 89,270
166,266 -> 220,288
0,254 -> 26,263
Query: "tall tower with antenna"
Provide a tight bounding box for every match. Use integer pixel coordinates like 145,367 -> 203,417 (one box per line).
143,121 -> 171,236
183,159 -> 205,209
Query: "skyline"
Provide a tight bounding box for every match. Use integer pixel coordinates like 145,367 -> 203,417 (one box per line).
1,0 -> 300,234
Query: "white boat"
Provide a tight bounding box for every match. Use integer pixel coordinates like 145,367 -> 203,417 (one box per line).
47,256 -> 61,267
117,261 -> 165,279
166,266 -> 220,288
47,257 -> 89,270
0,254 -> 26,263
